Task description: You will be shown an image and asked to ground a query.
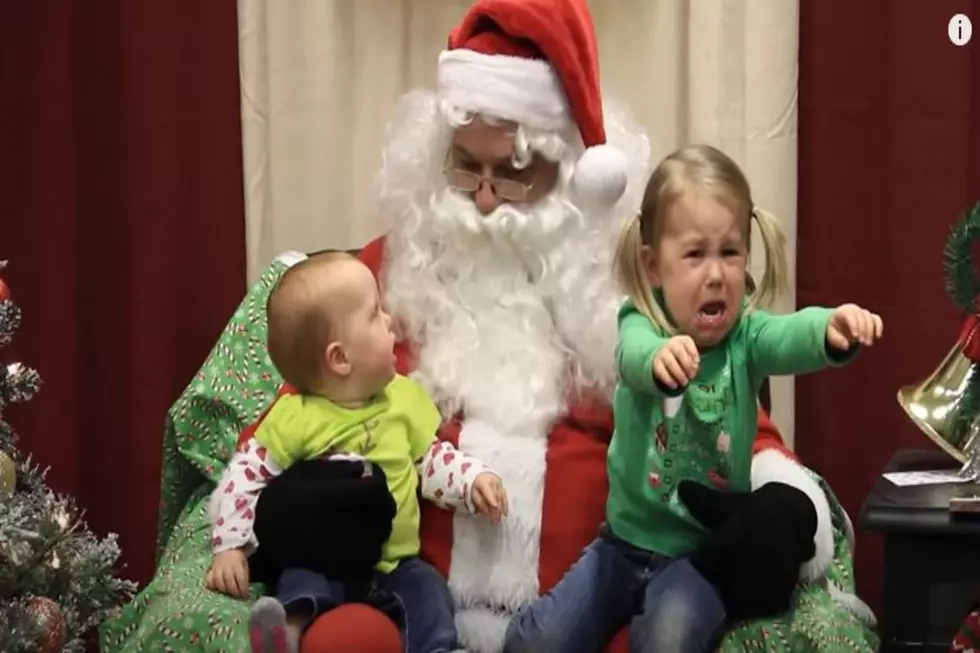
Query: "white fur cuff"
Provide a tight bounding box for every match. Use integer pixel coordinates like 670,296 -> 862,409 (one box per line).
751,449 -> 835,582
437,49 -> 568,132
456,608 -> 509,653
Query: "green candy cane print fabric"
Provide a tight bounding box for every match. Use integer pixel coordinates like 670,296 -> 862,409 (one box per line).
99,252 -> 878,653
99,253 -> 295,653
717,476 -> 879,653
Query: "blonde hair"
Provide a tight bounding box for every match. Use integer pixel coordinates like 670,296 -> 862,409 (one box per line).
613,144 -> 788,334
266,251 -> 354,393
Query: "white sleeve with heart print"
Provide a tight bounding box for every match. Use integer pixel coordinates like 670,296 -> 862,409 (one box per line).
207,437 -> 283,555
417,440 -> 493,513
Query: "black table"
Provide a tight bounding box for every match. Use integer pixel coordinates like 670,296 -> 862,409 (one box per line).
861,448 -> 980,652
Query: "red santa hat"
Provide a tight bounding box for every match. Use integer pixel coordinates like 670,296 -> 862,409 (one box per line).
437,0 -> 629,209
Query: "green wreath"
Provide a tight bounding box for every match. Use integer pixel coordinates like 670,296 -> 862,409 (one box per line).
942,201 -> 980,444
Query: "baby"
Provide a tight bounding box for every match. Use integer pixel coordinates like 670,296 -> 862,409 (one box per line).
206,252 -> 507,653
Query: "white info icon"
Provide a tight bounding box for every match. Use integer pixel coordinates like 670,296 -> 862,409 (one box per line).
949,14 -> 973,46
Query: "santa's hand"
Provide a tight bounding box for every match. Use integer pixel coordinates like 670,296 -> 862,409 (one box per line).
653,335 -> 699,389
826,303 -> 882,350
472,472 -> 508,524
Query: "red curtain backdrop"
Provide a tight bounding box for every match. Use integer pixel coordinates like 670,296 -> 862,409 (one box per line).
798,0 -> 980,614
0,0 -> 246,595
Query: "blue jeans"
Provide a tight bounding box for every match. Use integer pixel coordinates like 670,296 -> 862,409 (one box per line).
503,527 -> 725,653
276,557 -> 458,653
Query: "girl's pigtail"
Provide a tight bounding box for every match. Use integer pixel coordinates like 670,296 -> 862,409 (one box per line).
747,207 -> 790,310
613,212 -> 674,334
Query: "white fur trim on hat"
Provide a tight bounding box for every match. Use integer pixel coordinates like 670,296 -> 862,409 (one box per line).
437,49 -> 568,132
572,143 -> 629,209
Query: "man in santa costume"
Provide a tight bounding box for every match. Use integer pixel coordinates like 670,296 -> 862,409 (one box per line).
253,0 -> 843,651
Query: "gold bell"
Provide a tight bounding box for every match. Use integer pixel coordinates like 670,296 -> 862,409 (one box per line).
897,339 -> 980,464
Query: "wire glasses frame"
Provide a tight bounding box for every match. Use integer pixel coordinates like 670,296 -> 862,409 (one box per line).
443,153 -> 536,203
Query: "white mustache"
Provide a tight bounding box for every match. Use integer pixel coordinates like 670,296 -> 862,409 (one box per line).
429,187 -> 576,256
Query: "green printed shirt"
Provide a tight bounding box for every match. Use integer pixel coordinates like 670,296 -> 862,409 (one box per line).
605,299 -> 853,557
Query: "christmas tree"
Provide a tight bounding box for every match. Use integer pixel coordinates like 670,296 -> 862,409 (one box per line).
0,264 -> 136,652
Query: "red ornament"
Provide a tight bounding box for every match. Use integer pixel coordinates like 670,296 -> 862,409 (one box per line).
0,277 -> 9,302
26,596 -> 66,653
960,304 -> 980,362
301,603 -> 401,653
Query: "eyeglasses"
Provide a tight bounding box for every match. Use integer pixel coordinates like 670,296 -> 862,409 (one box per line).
443,156 -> 535,203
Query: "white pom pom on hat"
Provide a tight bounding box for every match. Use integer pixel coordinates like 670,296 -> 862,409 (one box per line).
572,143 -> 629,209
436,0 -> 629,210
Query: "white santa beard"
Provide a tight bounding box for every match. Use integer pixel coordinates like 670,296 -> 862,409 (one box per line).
372,89 -> 652,651
383,186 -> 623,651
387,186 -> 623,428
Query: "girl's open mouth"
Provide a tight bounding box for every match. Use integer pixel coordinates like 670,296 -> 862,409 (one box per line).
695,300 -> 728,329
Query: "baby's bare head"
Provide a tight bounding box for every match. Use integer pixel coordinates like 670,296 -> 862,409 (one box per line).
265,252 -> 375,393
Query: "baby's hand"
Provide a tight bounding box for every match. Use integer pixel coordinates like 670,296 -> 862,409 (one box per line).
826,304 -> 883,350
472,472 -> 508,525
653,335 -> 700,389
205,549 -> 250,599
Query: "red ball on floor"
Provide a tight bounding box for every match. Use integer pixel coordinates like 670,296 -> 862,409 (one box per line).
300,604 -> 402,653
